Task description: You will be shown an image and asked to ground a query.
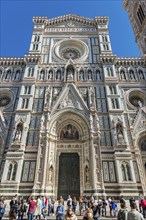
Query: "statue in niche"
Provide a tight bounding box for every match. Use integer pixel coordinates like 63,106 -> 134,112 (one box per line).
56,70 -> 61,80
85,165 -> 89,183
13,123 -> 23,143
15,71 -> 20,81
67,67 -> 74,80
89,87 -> 95,107
138,100 -> 143,108
41,114 -> 46,130
120,71 -> 126,80
88,70 -> 92,80
116,123 -> 124,142
45,86 -> 51,107
79,70 -> 84,80
48,70 -> 53,80
39,70 -> 45,80
48,165 -> 53,183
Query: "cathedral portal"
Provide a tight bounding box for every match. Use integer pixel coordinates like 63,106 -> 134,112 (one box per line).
58,153 -> 80,199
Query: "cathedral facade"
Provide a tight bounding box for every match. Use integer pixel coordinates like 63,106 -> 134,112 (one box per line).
0,14 -> 146,199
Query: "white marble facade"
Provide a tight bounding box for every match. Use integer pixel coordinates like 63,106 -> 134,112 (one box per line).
0,14 -> 146,199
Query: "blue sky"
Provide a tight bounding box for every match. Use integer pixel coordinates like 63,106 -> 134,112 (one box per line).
0,0 -> 141,57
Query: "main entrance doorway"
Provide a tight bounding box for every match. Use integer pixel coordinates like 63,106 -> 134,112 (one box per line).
58,153 -> 80,199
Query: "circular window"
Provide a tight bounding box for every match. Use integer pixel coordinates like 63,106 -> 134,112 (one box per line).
0,90 -> 13,108
126,89 -> 146,109
139,137 -> 146,151
0,96 -> 11,107
129,96 -> 143,108
61,48 -> 81,60
54,39 -> 89,62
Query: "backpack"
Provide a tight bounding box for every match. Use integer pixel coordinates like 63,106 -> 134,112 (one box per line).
67,200 -> 71,206
117,209 -> 125,220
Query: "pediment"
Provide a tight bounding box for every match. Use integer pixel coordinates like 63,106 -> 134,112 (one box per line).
51,83 -> 89,114
45,14 -> 95,28
132,107 -> 146,136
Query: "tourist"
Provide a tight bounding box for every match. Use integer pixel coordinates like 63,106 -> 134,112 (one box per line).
117,202 -> 128,220
127,202 -> 144,220
0,197 -> 6,220
102,198 -> 107,217
141,197 -> 146,218
27,195 -> 36,220
56,199 -> 64,220
34,196 -> 42,220
65,207 -> 77,220
83,208 -> 93,220
83,196 -> 88,211
98,197 -> 103,216
41,196 -> 47,220
59,196 -> 64,206
111,197 -> 117,217
129,197 -> 135,206
138,194 -> 143,213
108,196 -> 112,216
72,197 -> 77,213
9,197 -> 18,220
120,195 -> 126,204
67,195 -> 72,208
92,202 -> 100,220
89,194 -> 94,203
51,197 -> 55,215
17,196 -> 26,220
48,197 -> 52,216
79,196 -> 84,216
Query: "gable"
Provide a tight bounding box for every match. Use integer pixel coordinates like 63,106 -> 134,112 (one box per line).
51,83 -> 89,114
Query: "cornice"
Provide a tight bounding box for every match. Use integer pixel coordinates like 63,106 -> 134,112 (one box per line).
33,14 -> 109,27
94,16 -> 109,25
24,54 -> 41,64
115,57 -> 145,66
0,57 -> 25,66
99,54 -> 117,64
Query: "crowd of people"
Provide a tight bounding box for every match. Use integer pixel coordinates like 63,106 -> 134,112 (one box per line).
0,194 -> 146,220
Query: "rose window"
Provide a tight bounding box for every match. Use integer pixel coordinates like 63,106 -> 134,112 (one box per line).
61,48 -> 81,60
0,96 -> 11,107
129,96 -> 143,108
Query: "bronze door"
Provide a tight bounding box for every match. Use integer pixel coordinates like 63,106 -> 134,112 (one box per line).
58,153 -> 80,199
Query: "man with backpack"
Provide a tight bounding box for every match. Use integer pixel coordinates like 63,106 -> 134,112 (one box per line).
117,202 -> 128,220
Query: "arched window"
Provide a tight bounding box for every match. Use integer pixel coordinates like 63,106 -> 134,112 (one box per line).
121,164 -> 126,181
107,67 -> 113,77
5,70 -> 11,80
138,70 -> 144,80
7,164 -> 13,180
121,163 -> 132,181
28,67 -> 34,77
11,163 -> 17,181
126,164 -> 131,181
0,69 -> 2,80
129,70 -> 136,80
14,70 -> 20,80
7,162 -> 18,181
